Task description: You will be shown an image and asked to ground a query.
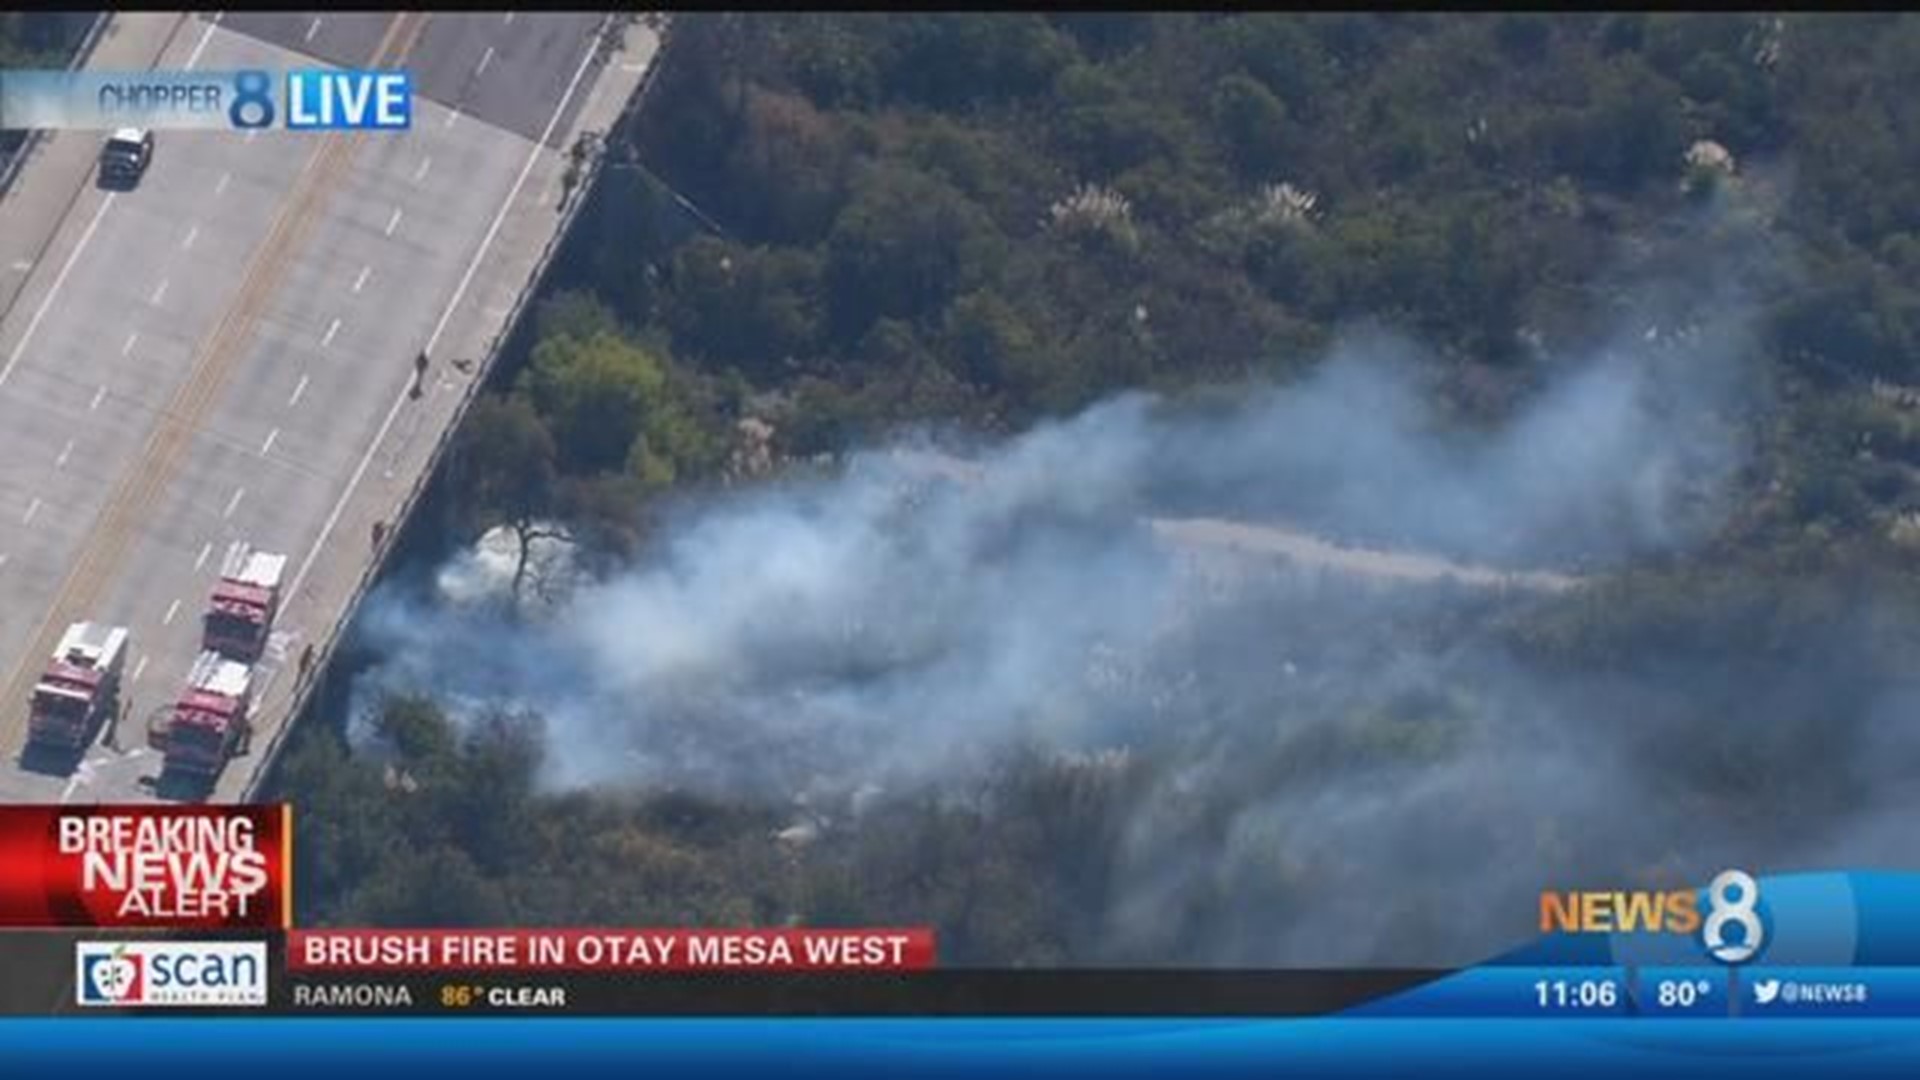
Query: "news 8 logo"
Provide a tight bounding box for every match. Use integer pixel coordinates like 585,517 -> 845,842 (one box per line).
225,69 -> 412,131
1702,869 -> 1766,964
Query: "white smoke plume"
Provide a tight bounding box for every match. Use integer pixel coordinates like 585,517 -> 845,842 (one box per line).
352,307 -> 1750,784
337,284 -> 1920,965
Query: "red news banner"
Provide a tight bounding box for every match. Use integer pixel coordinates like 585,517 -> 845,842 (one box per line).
289,928 -> 938,973
0,804 -> 289,929
0,805 -> 933,973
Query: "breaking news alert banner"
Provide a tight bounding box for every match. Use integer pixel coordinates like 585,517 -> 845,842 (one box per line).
0,805 -> 288,929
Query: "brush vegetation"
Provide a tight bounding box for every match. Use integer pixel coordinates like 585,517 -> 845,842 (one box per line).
271,15 -> 1920,964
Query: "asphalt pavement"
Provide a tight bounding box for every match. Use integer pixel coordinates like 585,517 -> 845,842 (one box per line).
0,11 -> 649,803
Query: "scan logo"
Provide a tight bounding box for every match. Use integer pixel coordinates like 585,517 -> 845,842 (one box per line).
75,941 -> 267,1007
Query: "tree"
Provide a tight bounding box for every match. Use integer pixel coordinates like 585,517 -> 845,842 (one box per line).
664,237 -> 823,377
343,844 -> 513,927
1053,88 -> 1205,179
723,85 -> 854,244
518,330 -> 670,474
1050,13 -> 1155,59
556,471 -> 653,564
1493,13 -> 1553,59
377,694 -> 460,767
824,164 -> 1003,341
535,288 -> 626,346
778,15 -> 892,108
442,709 -> 545,875
882,15 -> 1077,110
1547,59 -> 1688,193
939,289 -> 1042,394
1219,16 -> 1330,119
450,395 -> 562,602
1211,73 -> 1290,179
556,168 -> 681,326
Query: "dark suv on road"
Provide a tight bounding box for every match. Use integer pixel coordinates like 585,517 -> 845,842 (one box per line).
98,128 -> 153,188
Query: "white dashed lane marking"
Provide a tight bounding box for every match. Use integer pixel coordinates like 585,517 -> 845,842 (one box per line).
287,14 -> 607,605
0,196 -> 114,390
186,15 -> 220,67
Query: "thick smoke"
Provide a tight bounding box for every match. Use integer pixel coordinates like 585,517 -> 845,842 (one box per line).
340,282 -> 1917,965
1145,320 -> 1748,564
353,308 -> 1749,785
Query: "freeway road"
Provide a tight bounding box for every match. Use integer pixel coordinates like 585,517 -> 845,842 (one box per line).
0,11 -> 640,803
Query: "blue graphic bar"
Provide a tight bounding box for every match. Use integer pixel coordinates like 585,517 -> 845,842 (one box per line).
10,1019 -> 1920,1078
1346,964 -> 1920,1020
284,70 -> 411,130
1344,965 -> 1630,1017
0,70 -> 246,131
0,69 -> 412,132
1632,967 -> 1731,1017
1740,967 -> 1920,1018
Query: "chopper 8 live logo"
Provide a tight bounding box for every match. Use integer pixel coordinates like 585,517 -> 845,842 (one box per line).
0,805 -> 289,929
1539,869 -> 1768,964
